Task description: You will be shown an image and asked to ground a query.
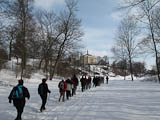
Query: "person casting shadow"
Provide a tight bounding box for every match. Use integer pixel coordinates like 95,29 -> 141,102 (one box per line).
38,78 -> 51,112
8,79 -> 30,120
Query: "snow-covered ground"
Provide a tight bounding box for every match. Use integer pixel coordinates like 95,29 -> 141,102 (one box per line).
1,77 -> 160,120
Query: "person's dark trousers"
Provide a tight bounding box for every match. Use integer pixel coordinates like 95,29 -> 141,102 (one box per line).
59,93 -> 65,102
106,79 -> 108,84
40,95 -> 47,111
14,100 -> 25,120
66,90 -> 71,100
82,86 -> 84,92
81,83 -> 85,92
71,88 -> 75,96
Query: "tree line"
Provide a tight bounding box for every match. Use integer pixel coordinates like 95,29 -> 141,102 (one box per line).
0,0 -> 84,80
112,0 -> 160,82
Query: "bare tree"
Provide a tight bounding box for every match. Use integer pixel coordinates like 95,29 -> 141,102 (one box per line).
139,1 -> 160,82
111,60 -> 128,80
35,9 -> 61,78
49,0 -> 84,80
0,22 -> 2,45
112,16 -> 140,81
132,61 -> 146,77
121,0 -> 160,9
0,0 -> 83,79
1,0 -> 35,78
152,7 -> 160,49
121,0 -> 160,83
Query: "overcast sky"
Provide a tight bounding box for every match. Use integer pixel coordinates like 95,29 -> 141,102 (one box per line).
34,0 -> 154,68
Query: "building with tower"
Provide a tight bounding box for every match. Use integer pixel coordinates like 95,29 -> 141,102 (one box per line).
80,51 -> 97,65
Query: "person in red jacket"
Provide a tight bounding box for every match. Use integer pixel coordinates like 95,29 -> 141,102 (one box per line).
58,79 -> 67,102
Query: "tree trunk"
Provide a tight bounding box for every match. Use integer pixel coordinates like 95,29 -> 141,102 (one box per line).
49,54 -> 60,80
123,69 -> 126,80
50,38 -> 66,80
129,57 -> 134,81
148,15 -> 160,83
151,31 -> 160,83
9,38 -> 13,60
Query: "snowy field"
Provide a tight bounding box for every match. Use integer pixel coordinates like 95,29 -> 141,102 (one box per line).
1,78 -> 160,120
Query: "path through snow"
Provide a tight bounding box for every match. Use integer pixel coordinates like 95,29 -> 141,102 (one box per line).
1,80 -> 160,120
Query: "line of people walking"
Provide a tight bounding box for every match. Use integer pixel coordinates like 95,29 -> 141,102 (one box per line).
80,75 -> 106,92
8,74 -> 109,120
58,74 -> 79,102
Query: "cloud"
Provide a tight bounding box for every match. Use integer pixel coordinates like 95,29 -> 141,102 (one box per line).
82,27 -> 115,57
85,28 -> 110,38
111,11 -> 122,21
83,27 -> 115,46
34,0 -> 65,9
84,27 -> 115,43
88,49 -> 112,57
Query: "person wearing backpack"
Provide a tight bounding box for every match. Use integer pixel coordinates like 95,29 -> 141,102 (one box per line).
8,79 -> 30,120
58,79 -> 67,102
38,78 -> 51,112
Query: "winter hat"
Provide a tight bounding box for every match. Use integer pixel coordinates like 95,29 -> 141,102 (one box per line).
42,78 -> 47,83
18,79 -> 24,85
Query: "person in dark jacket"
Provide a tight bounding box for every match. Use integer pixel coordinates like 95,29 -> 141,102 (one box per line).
106,76 -> 109,84
93,76 -> 96,87
8,79 -> 30,120
80,76 -> 85,92
88,76 -> 92,89
71,74 -> 79,96
38,78 -> 51,112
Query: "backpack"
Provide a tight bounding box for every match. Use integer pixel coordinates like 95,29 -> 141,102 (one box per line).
12,85 -> 23,99
38,84 -> 44,95
59,81 -> 64,89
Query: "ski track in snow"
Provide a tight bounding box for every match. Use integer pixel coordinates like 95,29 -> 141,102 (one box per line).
1,80 -> 160,120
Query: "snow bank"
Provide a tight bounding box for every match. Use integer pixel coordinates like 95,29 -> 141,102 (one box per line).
138,75 -> 158,82
0,69 -> 17,86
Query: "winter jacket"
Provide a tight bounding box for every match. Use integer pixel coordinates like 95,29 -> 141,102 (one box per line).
71,76 -> 79,86
8,85 -> 30,106
38,83 -> 51,96
58,80 -> 67,94
66,83 -> 72,91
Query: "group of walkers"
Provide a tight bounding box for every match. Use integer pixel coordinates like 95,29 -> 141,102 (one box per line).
8,74 -> 79,120
80,75 -> 109,92
58,74 -> 79,102
80,75 -> 92,92
8,74 -> 109,120
93,76 -> 105,87
8,78 -> 51,120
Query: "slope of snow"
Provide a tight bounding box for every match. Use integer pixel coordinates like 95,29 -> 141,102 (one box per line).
1,79 -> 160,120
